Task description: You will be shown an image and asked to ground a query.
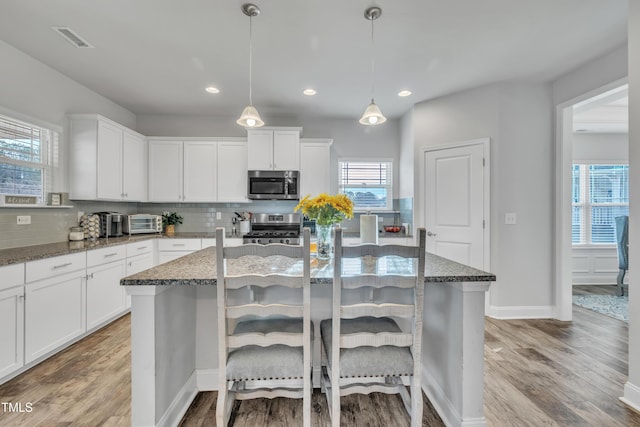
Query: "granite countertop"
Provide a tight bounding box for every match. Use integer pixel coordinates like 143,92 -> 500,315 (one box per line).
121,246 -> 496,286
0,232 -> 242,266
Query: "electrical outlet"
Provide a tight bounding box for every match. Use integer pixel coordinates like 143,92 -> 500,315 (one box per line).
505,212 -> 517,225
216,211 -> 222,220
17,215 -> 31,225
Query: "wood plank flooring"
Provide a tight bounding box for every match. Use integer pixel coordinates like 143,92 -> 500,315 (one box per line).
1,289 -> 639,426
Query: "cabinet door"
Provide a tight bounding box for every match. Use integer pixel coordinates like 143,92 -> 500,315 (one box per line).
300,142 -> 331,198
184,141 -> 217,202
148,140 -> 183,202
273,131 -> 300,170
25,271 -> 85,364
0,286 -> 24,378
247,130 -> 273,170
96,120 -> 124,200
123,132 -> 147,201
87,260 -> 127,331
217,140 -> 248,201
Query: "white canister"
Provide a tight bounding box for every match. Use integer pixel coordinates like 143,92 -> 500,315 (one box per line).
239,220 -> 251,235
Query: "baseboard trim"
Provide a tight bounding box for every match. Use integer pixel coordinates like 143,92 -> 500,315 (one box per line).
421,368 -> 487,427
621,381 -> 640,413
486,305 -> 553,319
196,368 -> 219,391
157,371 -> 198,427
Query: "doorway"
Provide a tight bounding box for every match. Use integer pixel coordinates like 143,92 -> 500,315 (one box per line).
555,79 -> 628,321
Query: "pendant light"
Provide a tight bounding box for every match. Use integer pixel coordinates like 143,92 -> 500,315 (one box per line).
237,3 -> 265,128
359,6 -> 386,125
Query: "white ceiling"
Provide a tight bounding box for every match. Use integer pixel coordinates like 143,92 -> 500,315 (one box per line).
0,0 -> 628,122
573,85 -> 628,133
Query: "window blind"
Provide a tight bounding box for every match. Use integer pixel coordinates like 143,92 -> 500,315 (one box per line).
339,161 -> 392,210
572,164 -> 628,244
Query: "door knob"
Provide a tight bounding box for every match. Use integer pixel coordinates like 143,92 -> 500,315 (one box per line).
427,231 -> 436,237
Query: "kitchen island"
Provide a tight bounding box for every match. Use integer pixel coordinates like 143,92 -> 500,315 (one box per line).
122,246 -> 495,427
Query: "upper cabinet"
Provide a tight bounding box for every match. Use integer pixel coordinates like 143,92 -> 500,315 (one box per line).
147,139 -> 218,203
247,128 -> 301,171
217,140 -> 248,202
69,115 -> 147,202
300,138 -> 332,198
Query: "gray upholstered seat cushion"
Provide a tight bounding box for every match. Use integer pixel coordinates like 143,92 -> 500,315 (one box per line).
226,318 -> 313,381
320,317 -> 414,378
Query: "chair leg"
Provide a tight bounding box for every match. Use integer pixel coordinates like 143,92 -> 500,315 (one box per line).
216,382 -> 234,427
617,269 -> 626,296
410,377 -> 423,427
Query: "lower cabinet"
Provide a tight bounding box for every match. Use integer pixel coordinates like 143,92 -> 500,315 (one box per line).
158,239 -> 202,264
86,260 -> 127,331
25,270 -> 86,364
0,286 -> 24,378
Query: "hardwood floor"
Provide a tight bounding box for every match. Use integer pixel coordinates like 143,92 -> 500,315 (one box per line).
1,299 -> 639,426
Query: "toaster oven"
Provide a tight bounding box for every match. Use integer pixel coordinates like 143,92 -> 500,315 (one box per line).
124,214 -> 162,234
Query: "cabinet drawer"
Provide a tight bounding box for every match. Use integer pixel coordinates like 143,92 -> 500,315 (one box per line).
0,263 -> 25,291
126,239 -> 154,257
87,245 -> 126,268
157,239 -> 201,252
26,253 -> 86,283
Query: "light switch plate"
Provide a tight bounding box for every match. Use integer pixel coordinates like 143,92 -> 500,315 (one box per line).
505,212 -> 517,225
17,215 -> 31,225
216,211 -> 222,220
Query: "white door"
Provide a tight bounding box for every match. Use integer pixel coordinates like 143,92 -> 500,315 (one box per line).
273,130 -> 300,170
148,140 -> 183,202
184,141 -> 218,202
122,131 -> 146,201
247,130 -> 273,170
424,142 -> 487,269
217,140 -> 248,202
96,120 -> 123,200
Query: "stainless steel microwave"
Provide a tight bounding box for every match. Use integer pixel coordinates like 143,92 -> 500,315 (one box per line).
247,170 -> 299,200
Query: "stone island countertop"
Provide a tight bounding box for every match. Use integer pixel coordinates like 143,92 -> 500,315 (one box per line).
120,246 -> 496,286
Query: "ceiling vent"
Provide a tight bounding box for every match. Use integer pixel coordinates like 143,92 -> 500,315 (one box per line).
52,27 -> 94,48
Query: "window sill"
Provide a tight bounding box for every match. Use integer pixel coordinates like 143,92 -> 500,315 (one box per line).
0,204 -> 74,209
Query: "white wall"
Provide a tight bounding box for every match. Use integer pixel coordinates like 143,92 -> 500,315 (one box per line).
407,82 -> 554,316
0,40 -> 136,193
573,132 -> 628,162
624,0 -> 640,412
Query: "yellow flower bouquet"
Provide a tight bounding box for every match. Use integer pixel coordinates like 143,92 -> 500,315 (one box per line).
294,193 -> 354,226
295,193 -> 354,259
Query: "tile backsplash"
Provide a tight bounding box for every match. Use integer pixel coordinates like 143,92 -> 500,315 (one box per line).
0,198 -> 413,250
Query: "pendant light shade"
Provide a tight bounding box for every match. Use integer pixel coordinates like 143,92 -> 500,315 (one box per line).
237,4 -> 264,128
237,105 -> 265,128
359,6 -> 386,126
359,100 -> 386,125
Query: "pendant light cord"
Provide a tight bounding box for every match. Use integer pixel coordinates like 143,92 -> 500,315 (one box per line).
249,13 -> 254,106
370,15 -> 375,103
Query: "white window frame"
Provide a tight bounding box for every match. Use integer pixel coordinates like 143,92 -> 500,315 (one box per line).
0,112 -> 56,205
338,158 -> 393,212
572,162 -> 628,246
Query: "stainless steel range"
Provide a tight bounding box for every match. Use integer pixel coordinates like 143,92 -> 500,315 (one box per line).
243,213 -> 301,245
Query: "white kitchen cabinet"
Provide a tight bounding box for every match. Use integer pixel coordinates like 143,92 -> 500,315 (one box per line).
300,138 -> 332,198
184,141 -> 218,201
0,286 -> 24,379
148,140 -> 184,202
148,139 -> 218,202
0,263 -> 25,380
24,269 -> 86,364
69,114 -> 147,201
158,239 -> 202,264
217,140 -> 249,202
86,246 -> 127,330
86,259 -> 127,331
248,128 -> 301,171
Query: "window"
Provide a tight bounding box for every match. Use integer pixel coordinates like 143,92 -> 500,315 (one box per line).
0,113 -> 56,203
339,160 -> 392,211
572,164 -> 628,244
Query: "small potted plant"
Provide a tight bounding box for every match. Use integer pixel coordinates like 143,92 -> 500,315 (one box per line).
162,211 -> 183,236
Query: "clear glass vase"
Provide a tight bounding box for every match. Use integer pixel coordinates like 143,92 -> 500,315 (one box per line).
316,224 -> 333,260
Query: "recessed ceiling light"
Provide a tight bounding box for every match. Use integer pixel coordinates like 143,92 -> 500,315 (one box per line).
398,90 -> 412,97
303,89 -> 317,96
205,86 -> 220,94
